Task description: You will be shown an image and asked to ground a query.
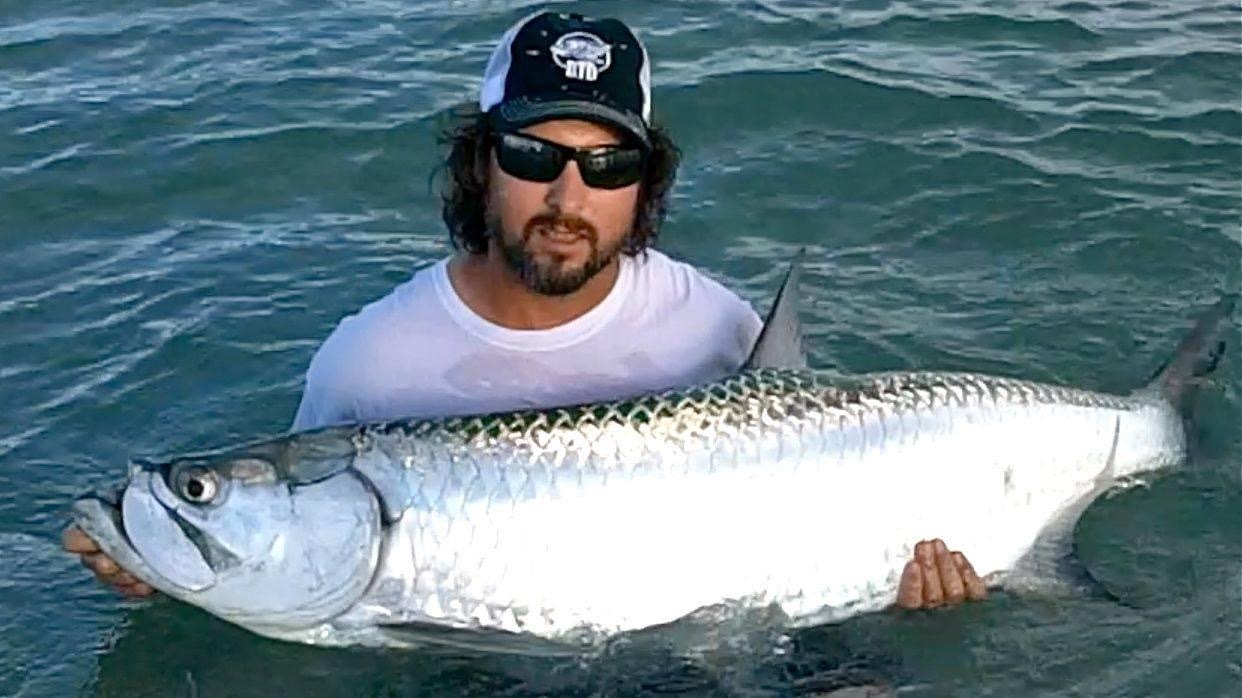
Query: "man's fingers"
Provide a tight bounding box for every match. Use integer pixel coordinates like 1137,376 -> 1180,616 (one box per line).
62,526 -> 100,554
90,554 -> 119,576
955,552 -> 988,601
896,560 -> 923,609
79,553 -> 103,573
916,540 -> 944,608
114,581 -> 155,598
81,553 -> 127,585
899,542 -> 987,611
935,540 -> 966,604
68,533 -> 156,598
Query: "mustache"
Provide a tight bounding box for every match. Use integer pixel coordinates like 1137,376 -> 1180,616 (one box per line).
523,213 -> 598,241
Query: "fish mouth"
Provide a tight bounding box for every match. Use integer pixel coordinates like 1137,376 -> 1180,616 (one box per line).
72,484 -> 142,571
94,483 -> 124,511
73,483 -> 129,544
71,478 -> 201,594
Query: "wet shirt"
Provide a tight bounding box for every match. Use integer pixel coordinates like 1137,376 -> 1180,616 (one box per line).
291,250 -> 762,431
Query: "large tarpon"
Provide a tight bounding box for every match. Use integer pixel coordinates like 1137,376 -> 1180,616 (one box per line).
72,265 -> 1233,651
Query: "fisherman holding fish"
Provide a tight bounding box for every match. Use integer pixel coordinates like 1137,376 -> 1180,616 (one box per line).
64,11 -> 986,612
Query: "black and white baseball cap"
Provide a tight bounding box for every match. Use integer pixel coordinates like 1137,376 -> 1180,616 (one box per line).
479,11 -> 652,147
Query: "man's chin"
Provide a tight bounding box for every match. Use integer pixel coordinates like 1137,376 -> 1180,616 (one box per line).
492,228 -> 617,296
523,264 -> 593,296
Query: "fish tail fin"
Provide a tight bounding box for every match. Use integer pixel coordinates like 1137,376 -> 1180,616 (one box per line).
1144,294 -> 1235,413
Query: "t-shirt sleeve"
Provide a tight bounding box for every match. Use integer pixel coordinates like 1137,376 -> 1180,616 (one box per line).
289,321 -> 363,432
681,262 -> 764,371
290,371 -> 343,432
725,286 -> 764,367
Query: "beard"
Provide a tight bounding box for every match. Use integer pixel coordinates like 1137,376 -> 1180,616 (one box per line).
488,212 -> 625,296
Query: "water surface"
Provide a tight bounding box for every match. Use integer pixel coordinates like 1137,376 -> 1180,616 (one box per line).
1,1 -> 1239,695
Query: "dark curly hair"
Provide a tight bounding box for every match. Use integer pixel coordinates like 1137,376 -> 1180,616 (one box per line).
438,106 -> 680,255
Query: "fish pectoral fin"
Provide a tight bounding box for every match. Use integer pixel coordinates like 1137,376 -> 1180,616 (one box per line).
1006,423 -> 1118,602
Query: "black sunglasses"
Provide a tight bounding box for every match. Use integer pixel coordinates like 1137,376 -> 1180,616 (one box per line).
494,132 -> 646,190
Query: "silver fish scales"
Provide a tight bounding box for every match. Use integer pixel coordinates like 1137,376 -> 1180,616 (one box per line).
330,368 -> 1177,644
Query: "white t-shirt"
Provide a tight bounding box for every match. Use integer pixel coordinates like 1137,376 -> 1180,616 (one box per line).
291,250 -> 762,431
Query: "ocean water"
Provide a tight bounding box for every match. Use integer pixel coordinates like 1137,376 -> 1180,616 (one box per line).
1,1 -> 1239,695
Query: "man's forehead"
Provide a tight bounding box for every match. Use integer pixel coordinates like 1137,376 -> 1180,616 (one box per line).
518,118 -> 625,145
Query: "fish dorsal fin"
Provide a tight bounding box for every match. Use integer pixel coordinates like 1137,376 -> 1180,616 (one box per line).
744,252 -> 808,370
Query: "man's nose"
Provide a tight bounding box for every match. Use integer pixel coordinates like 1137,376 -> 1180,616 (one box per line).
544,159 -> 590,214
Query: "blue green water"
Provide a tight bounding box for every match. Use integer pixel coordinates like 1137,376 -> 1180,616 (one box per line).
1,1 -> 1239,695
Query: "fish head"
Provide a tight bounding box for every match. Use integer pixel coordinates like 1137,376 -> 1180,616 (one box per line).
73,441 -> 382,634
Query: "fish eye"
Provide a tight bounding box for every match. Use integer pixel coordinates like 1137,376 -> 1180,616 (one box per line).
176,467 -> 220,504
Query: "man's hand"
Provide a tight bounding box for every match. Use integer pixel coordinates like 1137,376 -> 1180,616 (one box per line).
896,539 -> 986,609
62,525 -> 155,598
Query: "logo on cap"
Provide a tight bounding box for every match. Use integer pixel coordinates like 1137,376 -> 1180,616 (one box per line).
550,32 -> 611,82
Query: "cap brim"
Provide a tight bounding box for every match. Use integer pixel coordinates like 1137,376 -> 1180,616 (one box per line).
490,98 -> 650,148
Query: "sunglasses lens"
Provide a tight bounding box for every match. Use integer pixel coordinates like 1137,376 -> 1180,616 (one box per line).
579,147 -> 645,189
496,133 -> 645,189
496,133 -> 564,182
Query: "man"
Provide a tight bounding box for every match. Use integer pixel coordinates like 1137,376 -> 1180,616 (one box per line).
64,11 -> 985,611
